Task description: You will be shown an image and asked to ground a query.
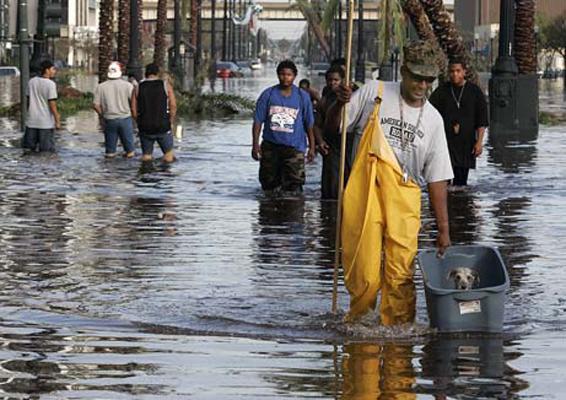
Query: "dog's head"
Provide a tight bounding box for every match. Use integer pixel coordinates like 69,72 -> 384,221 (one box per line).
447,267 -> 479,290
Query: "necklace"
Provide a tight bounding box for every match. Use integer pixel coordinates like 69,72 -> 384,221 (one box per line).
450,81 -> 466,109
398,88 -> 425,182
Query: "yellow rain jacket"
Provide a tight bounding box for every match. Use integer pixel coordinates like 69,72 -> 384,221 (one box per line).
342,82 -> 421,324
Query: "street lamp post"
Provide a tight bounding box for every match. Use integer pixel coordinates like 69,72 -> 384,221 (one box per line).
488,0 -> 538,137
211,0 -> 216,65
18,0 -> 30,131
30,0 -> 46,74
222,0 -> 228,60
127,0 -> 142,81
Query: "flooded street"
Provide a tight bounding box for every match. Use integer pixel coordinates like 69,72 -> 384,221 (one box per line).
0,71 -> 565,399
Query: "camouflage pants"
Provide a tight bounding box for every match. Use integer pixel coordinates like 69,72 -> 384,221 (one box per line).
259,141 -> 305,192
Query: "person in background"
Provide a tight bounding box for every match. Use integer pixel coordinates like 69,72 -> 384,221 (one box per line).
429,60 -> 488,187
314,65 -> 348,199
299,78 -> 321,108
252,60 -> 315,193
93,61 -> 137,158
22,60 -> 61,153
136,63 -> 177,163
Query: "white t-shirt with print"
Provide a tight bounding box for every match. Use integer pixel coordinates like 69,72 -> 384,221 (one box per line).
347,80 -> 453,186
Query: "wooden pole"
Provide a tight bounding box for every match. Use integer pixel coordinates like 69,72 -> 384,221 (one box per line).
332,0 -> 355,314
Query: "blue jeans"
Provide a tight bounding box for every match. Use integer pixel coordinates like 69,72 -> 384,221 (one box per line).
22,127 -> 56,152
104,117 -> 135,154
140,132 -> 174,156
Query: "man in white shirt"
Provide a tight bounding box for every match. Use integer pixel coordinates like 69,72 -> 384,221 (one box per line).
22,60 -> 61,152
325,41 -> 453,324
93,61 -> 137,158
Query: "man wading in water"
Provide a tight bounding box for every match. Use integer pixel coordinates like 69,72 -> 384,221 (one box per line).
429,60 -> 488,187
251,60 -> 315,193
325,41 -> 453,324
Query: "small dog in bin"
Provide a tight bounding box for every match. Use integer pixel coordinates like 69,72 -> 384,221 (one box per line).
447,267 -> 480,290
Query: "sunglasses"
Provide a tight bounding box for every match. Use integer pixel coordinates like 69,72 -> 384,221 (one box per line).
407,70 -> 436,84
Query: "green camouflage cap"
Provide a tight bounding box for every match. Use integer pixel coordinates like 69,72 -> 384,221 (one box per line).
403,40 -> 439,79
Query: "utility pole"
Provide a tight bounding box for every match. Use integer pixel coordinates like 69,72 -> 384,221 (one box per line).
195,0 -> 202,80
18,0 -> 30,131
127,0 -> 142,81
30,0 -> 46,74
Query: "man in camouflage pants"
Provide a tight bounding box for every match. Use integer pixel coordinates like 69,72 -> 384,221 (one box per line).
252,60 -> 315,192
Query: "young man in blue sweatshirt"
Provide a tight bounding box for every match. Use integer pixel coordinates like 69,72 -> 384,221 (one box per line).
252,60 -> 315,193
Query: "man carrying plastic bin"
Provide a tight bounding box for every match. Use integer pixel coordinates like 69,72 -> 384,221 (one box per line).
325,41 -> 453,324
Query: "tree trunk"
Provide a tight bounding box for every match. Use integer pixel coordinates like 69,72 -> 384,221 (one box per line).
117,0 -> 130,64
419,0 -> 478,84
514,0 -> 537,74
402,0 -> 447,78
296,2 -> 331,61
98,0 -> 114,82
154,0 -> 167,68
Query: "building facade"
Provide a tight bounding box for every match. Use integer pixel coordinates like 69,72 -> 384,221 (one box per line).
2,0 -> 98,67
454,0 -> 566,72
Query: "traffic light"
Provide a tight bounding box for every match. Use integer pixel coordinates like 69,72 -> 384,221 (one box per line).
45,0 -> 67,37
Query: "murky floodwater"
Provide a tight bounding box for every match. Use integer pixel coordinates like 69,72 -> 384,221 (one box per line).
0,71 -> 565,399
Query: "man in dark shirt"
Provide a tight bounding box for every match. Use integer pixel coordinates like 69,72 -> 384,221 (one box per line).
136,63 -> 177,163
429,60 -> 488,186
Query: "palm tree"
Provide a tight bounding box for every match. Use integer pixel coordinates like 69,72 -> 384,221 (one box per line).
419,0 -> 478,84
293,0 -> 339,61
514,0 -> 537,74
154,0 -> 168,68
378,0 -> 405,66
402,0 -> 446,78
118,0 -> 130,64
98,0 -> 114,82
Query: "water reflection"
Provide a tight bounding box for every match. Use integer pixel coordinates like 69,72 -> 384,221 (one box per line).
342,342 -> 416,399
253,197 -> 307,267
419,335 -> 528,399
487,132 -> 538,174
448,190 -> 482,246
0,326 -> 165,397
491,196 -> 535,287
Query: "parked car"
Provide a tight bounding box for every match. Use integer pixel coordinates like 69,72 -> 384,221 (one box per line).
235,60 -> 252,75
215,61 -> 244,78
309,62 -> 330,76
0,66 -> 21,77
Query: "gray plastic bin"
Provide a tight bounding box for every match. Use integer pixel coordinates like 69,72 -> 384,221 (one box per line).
417,245 -> 509,333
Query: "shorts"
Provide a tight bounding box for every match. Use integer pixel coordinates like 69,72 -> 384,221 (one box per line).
140,131 -> 174,155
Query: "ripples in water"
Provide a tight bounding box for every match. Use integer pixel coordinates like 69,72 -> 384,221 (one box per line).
0,75 -> 564,398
